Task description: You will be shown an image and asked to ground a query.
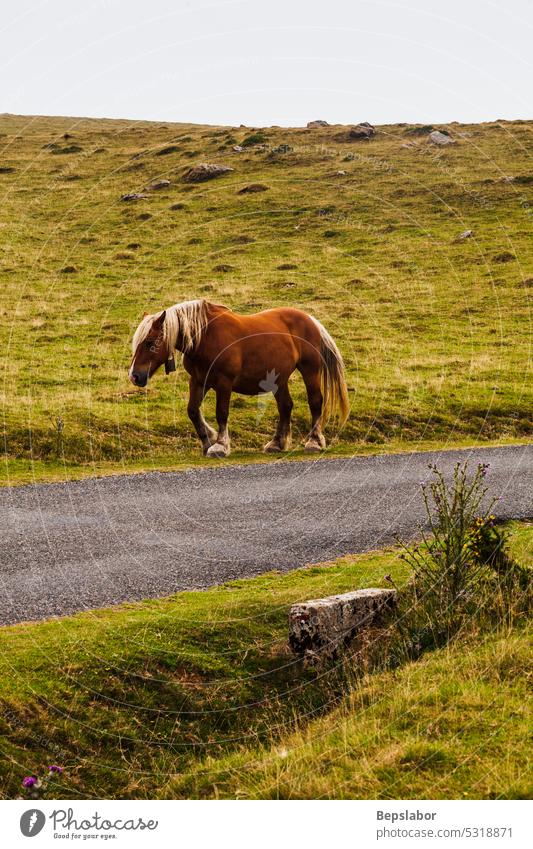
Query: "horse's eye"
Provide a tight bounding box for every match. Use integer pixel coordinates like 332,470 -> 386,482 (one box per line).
145,340 -> 153,348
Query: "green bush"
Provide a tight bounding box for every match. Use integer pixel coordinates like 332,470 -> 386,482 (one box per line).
241,132 -> 267,147
398,462 -> 532,653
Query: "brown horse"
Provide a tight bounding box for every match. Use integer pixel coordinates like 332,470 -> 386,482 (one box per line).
129,299 -> 349,457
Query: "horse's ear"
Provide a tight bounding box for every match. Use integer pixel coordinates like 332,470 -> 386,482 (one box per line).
142,311 -> 149,318
152,309 -> 166,329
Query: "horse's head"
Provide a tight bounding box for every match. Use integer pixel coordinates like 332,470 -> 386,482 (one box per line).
129,310 -> 175,387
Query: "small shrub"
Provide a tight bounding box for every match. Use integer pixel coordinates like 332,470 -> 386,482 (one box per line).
241,132 -> 267,147
405,124 -> 434,136
398,462 -> 531,653
471,518 -> 532,610
51,145 -> 83,155
156,145 -> 180,156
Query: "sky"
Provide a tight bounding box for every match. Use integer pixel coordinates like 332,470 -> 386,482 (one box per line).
1,0 -> 532,126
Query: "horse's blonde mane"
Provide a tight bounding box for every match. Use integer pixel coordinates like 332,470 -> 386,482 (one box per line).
132,298 -> 209,354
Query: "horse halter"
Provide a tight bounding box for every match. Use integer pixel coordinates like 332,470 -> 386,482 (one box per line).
165,355 -> 176,374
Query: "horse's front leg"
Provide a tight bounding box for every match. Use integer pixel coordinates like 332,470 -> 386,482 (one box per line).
187,377 -> 217,455
206,381 -> 232,458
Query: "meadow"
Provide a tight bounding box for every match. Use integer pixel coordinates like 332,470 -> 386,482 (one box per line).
0,113 -> 532,484
0,521 -> 530,800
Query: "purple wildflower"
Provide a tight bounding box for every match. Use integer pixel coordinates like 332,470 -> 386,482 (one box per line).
22,776 -> 38,788
48,765 -> 63,774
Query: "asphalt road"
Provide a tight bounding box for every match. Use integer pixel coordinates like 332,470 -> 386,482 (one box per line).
0,445 -> 531,626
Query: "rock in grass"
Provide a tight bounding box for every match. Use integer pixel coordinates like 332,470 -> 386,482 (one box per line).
237,183 -> 269,194
232,145 -> 243,152
289,588 -> 398,658
428,130 -> 455,145
147,179 -> 171,190
0,166 -> 15,173
213,263 -> 234,272
182,163 -> 233,183
120,192 -> 148,201
456,229 -> 474,241
307,119 -> 329,128
60,265 -> 77,274
347,124 -> 374,140
170,202 -> 186,210
336,123 -> 374,141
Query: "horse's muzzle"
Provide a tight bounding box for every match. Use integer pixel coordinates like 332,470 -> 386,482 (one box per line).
130,372 -> 148,387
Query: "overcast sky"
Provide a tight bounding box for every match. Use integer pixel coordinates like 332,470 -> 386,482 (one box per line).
2,0 -> 531,126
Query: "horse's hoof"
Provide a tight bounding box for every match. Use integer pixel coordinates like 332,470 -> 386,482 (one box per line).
206,443 -> 229,458
264,440 -> 282,453
304,437 -> 326,453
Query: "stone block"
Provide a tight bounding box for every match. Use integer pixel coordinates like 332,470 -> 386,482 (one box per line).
289,588 -> 397,657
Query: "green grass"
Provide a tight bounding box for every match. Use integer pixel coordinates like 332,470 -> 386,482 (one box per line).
0,522 -> 530,800
165,631 -> 532,800
1,114 -> 532,484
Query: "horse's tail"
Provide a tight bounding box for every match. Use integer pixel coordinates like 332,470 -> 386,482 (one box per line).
311,318 -> 350,426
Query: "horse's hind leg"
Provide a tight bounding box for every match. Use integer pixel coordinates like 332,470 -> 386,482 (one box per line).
206,380 -> 232,458
187,377 -> 217,455
264,382 -> 293,452
299,362 -> 326,452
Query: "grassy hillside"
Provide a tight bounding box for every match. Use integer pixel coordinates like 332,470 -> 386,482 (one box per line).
0,114 -> 532,483
0,521 -> 530,800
